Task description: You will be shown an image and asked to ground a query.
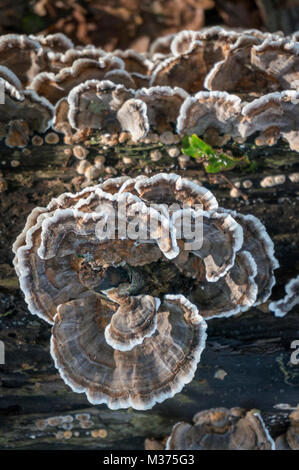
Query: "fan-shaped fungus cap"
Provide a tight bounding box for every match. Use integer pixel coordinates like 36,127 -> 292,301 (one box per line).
275,406 -> 299,450
104,292 -> 160,351
29,33 -> 74,53
177,91 -> 241,137
226,211 -> 279,305
150,42 -> 208,94
166,407 -> 275,450
51,293 -> 207,409
31,57 -> 124,105
269,275 -> 299,317
251,38 -> 299,91
239,91 -> 299,150
0,79 -> 54,147
0,34 -> 45,86
189,250 -> 258,319
135,86 -> 188,132
67,79 -> 135,134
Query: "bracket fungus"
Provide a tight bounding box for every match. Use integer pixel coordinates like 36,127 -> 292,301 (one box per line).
0,29 -> 297,147
275,406 -> 299,450
14,174 -> 278,408
166,407 -> 275,450
269,275 -> 299,317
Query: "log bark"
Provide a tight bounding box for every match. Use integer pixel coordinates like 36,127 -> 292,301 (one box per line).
0,135 -> 298,449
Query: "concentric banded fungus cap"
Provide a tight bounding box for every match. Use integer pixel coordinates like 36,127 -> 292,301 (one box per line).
189,251 -> 258,319
239,91 -> 299,151
251,39 -> 299,91
67,79 -> 134,134
135,86 -> 189,132
225,210 -> 279,305
31,57 -> 125,105
172,209 -> 244,283
0,34 -> 46,86
51,293 -> 207,409
150,42 -> 208,94
269,275 -> 299,317
177,91 -> 242,138
275,406 -> 299,450
166,408 -> 275,450
119,173 -> 218,211
104,291 -> 160,351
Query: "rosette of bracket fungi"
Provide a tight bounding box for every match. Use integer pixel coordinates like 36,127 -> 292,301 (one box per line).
135,86 -> 189,133
269,275 -> 299,318
66,79 -> 149,141
239,90 -> 299,150
275,406 -> 299,450
0,78 -> 54,147
0,34 -> 47,87
13,183 -> 182,324
177,91 -> 242,141
166,407 -> 275,450
30,56 -> 126,105
13,184 -> 207,409
205,35 -> 299,97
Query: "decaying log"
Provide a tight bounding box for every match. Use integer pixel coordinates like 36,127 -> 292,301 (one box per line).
0,134 -> 298,449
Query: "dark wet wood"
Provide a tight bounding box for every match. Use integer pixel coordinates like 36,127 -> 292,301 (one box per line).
0,135 -> 298,449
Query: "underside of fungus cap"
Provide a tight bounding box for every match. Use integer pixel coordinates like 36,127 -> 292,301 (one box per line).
166,407 -> 275,450
226,210 -> 279,305
51,293 -> 207,410
116,98 -> 149,141
189,251 -> 258,319
177,91 -> 242,137
269,275 -> 299,317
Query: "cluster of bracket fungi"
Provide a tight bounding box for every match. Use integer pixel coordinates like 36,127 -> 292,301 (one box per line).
0,27 -> 299,150
147,405 -> 299,450
13,173 -> 279,410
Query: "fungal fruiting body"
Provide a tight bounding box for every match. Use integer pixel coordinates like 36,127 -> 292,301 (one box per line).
0,29 -> 298,150
166,407 -> 275,450
13,174 -> 278,409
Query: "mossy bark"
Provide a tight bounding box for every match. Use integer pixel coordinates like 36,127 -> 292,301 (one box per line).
0,135 -> 298,449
